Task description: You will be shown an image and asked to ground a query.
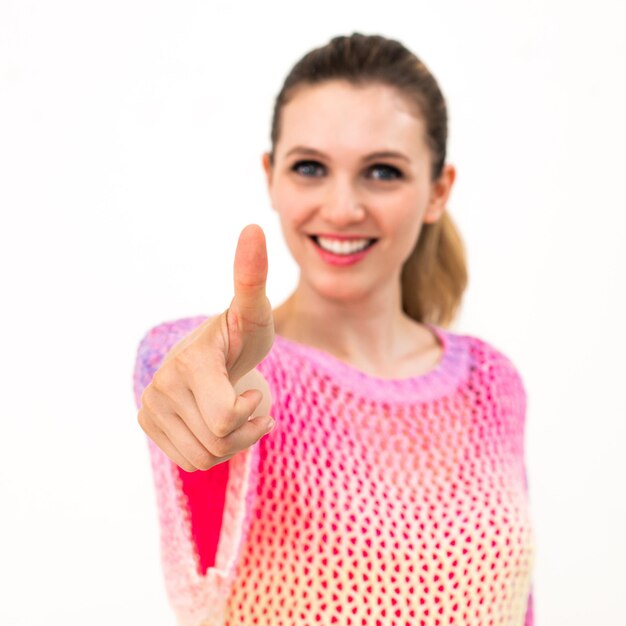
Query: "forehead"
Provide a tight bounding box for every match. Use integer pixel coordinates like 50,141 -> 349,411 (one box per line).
277,80 -> 428,159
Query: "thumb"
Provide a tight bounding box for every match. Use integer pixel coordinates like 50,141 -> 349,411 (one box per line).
232,224 -> 271,325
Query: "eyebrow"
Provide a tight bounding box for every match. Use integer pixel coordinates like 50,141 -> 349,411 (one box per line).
284,146 -> 411,163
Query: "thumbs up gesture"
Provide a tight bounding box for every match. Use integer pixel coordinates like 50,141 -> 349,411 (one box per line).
137,224 -> 276,472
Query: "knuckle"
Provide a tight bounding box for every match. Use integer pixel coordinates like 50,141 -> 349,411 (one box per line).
190,449 -> 214,471
139,387 -> 156,412
209,437 -> 232,458
174,348 -> 203,375
178,459 -> 197,473
136,410 -> 148,433
152,367 -> 177,395
211,416 -> 234,439
140,388 -> 164,418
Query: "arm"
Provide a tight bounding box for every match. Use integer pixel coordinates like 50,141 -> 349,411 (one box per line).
133,317 -> 272,575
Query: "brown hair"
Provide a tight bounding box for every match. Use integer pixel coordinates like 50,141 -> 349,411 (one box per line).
269,33 -> 468,328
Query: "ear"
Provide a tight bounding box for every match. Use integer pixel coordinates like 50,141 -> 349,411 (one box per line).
261,152 -> 277,213
261,152 -> 273,188
423,163 -> 456,224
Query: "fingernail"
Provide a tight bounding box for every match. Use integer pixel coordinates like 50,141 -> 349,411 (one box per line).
266,418 -> 275,431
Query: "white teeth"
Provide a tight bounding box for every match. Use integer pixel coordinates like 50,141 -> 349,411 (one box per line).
316,236 -> 372,255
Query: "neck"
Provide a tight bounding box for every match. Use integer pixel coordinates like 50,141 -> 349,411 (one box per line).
272,275 -> 431,375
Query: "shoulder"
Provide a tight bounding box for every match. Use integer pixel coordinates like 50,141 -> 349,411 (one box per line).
133,313 -> 215,379
132,313 -> 217,406
136,313 -> 213,353
447,328 -> 528,401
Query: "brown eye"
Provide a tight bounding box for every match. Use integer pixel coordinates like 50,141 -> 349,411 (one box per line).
292,160 -> 325,177
369,164 -> 402,181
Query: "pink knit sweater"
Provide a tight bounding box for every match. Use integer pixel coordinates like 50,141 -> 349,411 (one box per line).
133,315 -> 534,626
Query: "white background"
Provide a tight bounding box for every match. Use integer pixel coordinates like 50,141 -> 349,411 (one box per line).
1,1 -> 625,624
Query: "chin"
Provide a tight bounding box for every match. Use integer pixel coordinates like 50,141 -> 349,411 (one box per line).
306,275 -> 378,305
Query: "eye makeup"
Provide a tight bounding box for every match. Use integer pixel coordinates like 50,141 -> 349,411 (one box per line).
290,160 -> 403,181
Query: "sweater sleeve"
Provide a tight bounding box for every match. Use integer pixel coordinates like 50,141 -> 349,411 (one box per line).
524,588 -> 534,625
132,316 -> 262,626
520,373 -> 534,626
501,348 -> 535,626
481,338 -> 535,626
523,466 -> 534,626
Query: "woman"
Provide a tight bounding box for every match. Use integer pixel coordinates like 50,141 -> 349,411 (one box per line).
134,33 -> 534,626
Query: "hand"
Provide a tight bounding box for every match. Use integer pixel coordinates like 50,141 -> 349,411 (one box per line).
138,224 -> 275,472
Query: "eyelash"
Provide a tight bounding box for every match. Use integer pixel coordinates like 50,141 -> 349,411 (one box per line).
291,160 -> 403,181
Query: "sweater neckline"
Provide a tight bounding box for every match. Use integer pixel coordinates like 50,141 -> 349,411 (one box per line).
271,322 -> 468,403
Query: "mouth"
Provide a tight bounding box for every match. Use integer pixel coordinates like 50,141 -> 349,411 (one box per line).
308,234 -> 378,256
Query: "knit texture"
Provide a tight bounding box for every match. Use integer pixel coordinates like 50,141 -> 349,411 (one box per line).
133,315 -> 534,626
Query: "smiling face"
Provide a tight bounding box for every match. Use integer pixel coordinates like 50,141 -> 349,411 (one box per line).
263,79 -> 454,306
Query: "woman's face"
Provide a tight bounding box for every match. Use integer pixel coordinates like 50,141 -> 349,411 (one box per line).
263,80 -> 455,305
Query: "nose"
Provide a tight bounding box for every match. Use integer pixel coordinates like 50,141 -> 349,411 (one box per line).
319,175 -> 366,226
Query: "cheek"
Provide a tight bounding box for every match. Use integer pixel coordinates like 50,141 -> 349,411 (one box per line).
385,194 -> 425,235
381,198 -> 427,260
273,187 -> 314,229
273,195 -> 310,257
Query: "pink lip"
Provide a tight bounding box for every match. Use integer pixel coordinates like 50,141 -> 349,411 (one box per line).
308,236 -> 377,266
313,233 -> 376,241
